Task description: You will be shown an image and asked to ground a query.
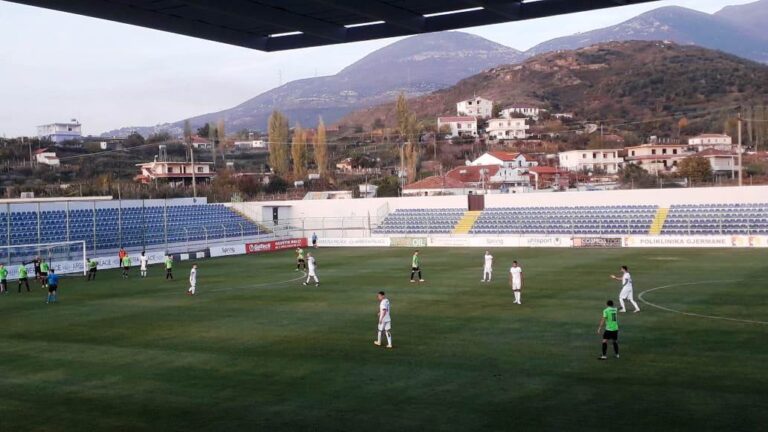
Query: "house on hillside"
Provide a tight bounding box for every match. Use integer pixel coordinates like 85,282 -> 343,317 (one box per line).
34,149 -> 60,167
486,118 -> 529,140
469,151 -> 537,168
135,161 -> 215,186
335,156 -> 380,174
695,149 -> 737,176
558,149 -> 623,174
624,143 -> 692,174
456,96 -> 493,118
37,120 -> 82,145
501,105 -> 546,121
190,136 -> 213,150
688,134 -> 732,152
402,175 -> 472,196
437,116 -> 478,137
233,140 -> 267,150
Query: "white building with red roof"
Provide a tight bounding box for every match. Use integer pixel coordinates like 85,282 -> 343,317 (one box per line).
501,104 -> 546,121
486,117 -> 529,140
437,116 -> 477,137
34,148 -> 60,167
695,149 -> 737,174
469,151 -> 538,168
624,143 -> 692,174
135,161 -> 215,185
456,96 -> 493,118
688,134 -> 732,152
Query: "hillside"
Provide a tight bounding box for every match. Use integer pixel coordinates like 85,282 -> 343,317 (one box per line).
340,41 -> 768,135
526,5 -> 768,63
102,32 -> 523,137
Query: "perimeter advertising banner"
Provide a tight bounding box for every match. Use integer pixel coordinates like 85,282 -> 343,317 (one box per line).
245,238 -> 308,254
314,237 -> 391,247
622,236 -> 733,248
390,237 -> 428,248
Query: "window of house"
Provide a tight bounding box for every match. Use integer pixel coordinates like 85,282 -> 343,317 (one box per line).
197,167 -> 204,173
662,148 -> 667,154
582,153 -> 587,159
167,167 -> 173,173
592,152 -> 597,159
652,149 -> 657,155
673,149 -> 678,154
631,151 -> 635,156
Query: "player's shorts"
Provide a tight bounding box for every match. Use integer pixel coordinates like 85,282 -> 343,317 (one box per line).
512,280 -> 521,290
411,266 -> 420,271
141,266 -> 147,271
378,321 -> 392,331
620,287 -> 634,299
602,330 -> 618,340
308,271 -> 317,277
89,268 -> 97,273
123,266 -> 130,270
484,266 -> 492,272
48,284 -> 57,293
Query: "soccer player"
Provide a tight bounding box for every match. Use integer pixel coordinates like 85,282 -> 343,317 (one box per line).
139,251 -> 148,278
597,300 -> 620,360
187,264 -> 197,296
86,258 -> 98,281
481,251 -> 494,282
118,247 -> 127,265
121,255 -> 132,278
165,255 -> 174,280
509,260 -> 523,304
46,269 -> 59,304
295,247 -> 306,271
28,256 -> 41,282
409,250 -> 424,283
0,263 -> 8,294
311,232 -> 318,248
40,259 -> 50,289
18,264 -> 30,292
610,265 -> 640,313
303,252 -> 319,286
374,291 -> 392,349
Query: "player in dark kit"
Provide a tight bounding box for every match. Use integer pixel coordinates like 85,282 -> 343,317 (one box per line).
597,300 -> 620,360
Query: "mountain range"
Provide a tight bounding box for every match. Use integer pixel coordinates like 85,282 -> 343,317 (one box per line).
103,0 -> 768,137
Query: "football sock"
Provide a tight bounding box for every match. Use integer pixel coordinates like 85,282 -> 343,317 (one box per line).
514,291 -> 521,303
613,342 -> 619,354
410,271 -> 415,280
386,331 -> 392,346
602,342 -> 607,356
377,331 -> 382,344
630,299 -> 640,311
619,298 -> 626,310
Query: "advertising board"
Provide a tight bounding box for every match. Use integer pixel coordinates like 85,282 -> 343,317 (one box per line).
246,238 -> 308,254
314,237 -> 391,247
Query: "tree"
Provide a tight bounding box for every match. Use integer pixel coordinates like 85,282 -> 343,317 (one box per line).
678,156 -> 712,185
196,123 -> 209,138
124,132 -> 145,148
395,92 -> 421,183
183,120 -> 193,145
291,123 -> 308,180
375,176 -> 400,197
314,117 -> 329,178
217,119 -> 227,165
265,176 -> 289,194
207,122 -> 218,166
618,164 -> 657,189
268,111 -> 290,176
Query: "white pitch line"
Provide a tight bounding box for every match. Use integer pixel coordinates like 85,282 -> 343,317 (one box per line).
206,271 -> 308,293
638,280 -> 768,326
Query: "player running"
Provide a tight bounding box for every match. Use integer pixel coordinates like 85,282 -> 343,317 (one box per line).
139,252 -> 148,278
18,264 -> 30,292
597,300 -> 620,360
295,247 -> 306,271
610,265 -> 640,313
121,255 -> 132,278
481,251 -> 493,282
86,258 -> 98,281
187,264 -> 197,296
46,269 -> 59,304
0,263 -> 8,294
374,291 -> 392,349
409,250 -> 424,283
165,255 -> 174,280
509,260 -> 524,304
303,253 -> 319,286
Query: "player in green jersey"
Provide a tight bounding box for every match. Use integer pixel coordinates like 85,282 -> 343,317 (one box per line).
18,264 -> 30,292
296,247 -> 306,271
40,260 -> 50,288
409,250 -> 424,283
0,263 -> 8,294
121,255 -> 132,278
597,300 -> 620,360
165,255 -> 174,280
86,258 -> 98,281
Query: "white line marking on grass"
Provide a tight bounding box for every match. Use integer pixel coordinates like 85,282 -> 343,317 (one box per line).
638,280 -> 768,325
206,271 -> 308,293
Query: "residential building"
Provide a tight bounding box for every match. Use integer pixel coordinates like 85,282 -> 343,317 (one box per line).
135,161 -> 215,185
469,151 -> 537,168
437,116 -> 478,137
528,166 -> 570,190
501,105 -> 546,121
558,149 -> 623,174
190,136 -> 213,150
34,149 -> 60,167
624,144 -> 691,174
233,140 -> 267,150
688,134 -> 733,152
486,118 -> 529,140
456,96 -> 493,118
695,149 -> 736,175
335,157 -> 379,174
402,175 -> 473,196
37,120 -> 82,144
553,113 -> 574,120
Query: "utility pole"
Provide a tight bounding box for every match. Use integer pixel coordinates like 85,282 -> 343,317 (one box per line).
737,112 -> 743,187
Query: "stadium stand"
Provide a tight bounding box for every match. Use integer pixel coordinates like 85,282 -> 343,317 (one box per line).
0,203 -> 263,250
373,208 -> 465,234
661,203 -> 768,235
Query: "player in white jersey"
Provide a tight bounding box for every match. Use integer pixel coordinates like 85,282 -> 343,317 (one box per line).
509,260 -> 524,304
303,253 -> 320,286
610,265 -> 640,312
187,264 -> 197,296
481,251 -> 494,282
374,291 -> 392,348
139,251 -> 149,278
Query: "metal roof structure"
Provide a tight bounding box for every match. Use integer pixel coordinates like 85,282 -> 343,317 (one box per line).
7,0 -> 662,52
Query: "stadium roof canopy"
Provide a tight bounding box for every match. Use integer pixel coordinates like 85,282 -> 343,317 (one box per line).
8,0 -> 661,52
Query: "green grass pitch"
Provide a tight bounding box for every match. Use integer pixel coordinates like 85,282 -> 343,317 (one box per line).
1,247 -> 766,431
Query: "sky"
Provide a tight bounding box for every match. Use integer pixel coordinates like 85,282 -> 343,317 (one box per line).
0,0 -> 757,137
